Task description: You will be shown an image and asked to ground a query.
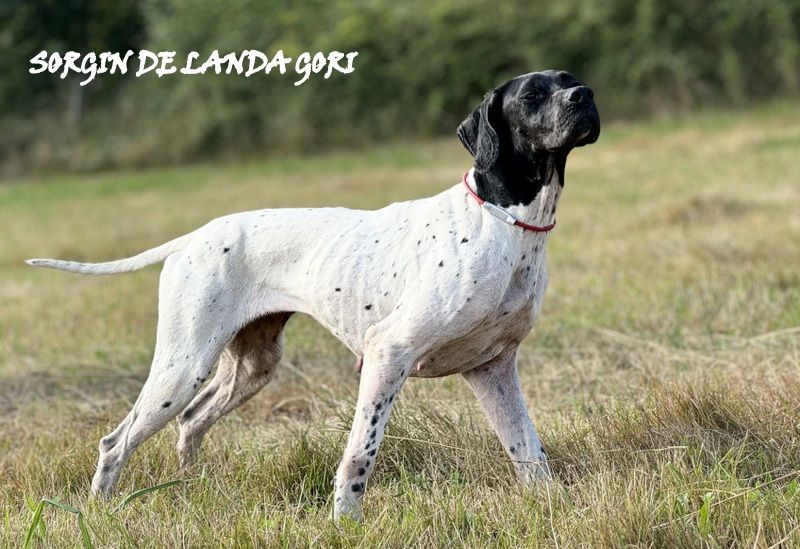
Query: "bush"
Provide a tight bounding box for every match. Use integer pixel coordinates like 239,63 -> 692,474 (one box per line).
2,0 -> 799,172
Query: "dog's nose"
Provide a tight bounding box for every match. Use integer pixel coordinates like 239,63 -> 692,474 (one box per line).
567,86 -> 594,103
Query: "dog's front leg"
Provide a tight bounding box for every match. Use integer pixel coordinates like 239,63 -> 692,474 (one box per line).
333,342 -> 413,522
462,346 -> 551,483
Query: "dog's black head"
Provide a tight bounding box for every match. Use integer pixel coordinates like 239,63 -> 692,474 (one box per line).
457,70 -> 600,206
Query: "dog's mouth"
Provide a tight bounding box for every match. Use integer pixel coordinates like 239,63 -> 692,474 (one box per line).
576,127 -> 592,141
555,107 -> 600,150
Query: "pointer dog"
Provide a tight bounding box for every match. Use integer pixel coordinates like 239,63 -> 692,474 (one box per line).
28,70 -> 599,521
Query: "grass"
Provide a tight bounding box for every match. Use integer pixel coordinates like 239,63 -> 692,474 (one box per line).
2,101 -> 800,546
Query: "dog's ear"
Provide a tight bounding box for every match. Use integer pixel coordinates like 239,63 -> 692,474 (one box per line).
457,89 -> 502,172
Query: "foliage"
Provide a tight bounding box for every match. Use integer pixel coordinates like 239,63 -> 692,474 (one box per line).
1,0 -> 799,172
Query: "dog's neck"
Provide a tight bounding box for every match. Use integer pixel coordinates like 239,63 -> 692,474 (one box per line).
471,151 -> 568,228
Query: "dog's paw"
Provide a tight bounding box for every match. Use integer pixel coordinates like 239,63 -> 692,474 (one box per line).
90,477 -> 115,500
332,493 -> 363,523
514,447 -> 552,484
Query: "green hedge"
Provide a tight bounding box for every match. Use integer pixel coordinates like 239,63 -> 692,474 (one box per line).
2,0 -> 799,171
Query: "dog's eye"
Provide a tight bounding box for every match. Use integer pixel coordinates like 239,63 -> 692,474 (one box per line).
519,88 -> 545,102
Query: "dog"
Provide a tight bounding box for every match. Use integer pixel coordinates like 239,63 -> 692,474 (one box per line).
27,69 -> 599,521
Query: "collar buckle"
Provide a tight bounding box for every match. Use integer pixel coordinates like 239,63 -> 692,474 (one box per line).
462,170 -> 557,233
482,201 -> 518,225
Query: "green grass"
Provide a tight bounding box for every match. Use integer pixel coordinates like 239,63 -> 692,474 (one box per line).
2,104 -> 800,547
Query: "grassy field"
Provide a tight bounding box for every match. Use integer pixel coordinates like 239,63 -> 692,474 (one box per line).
2,102 -> 800,547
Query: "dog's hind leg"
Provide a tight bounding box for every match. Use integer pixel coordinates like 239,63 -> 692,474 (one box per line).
176,312 -> 292,467
91,257 -> 239,497
461,345 -> 551,484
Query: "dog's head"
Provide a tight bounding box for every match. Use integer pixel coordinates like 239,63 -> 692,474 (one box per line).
457,70 -> 600,204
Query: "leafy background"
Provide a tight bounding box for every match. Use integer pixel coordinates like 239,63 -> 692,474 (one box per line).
1,0 -> 799,174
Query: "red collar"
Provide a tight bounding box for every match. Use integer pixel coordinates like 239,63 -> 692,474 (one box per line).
462,171 -> 556,232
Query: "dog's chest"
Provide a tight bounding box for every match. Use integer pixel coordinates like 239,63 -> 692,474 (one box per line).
412,254 -> 548,378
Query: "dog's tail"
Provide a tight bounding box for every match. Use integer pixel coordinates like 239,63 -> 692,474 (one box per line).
26,233 -> 192,275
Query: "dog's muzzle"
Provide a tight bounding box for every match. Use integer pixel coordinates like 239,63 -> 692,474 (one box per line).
561,86 -> 600,147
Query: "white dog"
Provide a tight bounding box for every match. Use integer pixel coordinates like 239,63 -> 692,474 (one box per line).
28,70 -> 599,521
